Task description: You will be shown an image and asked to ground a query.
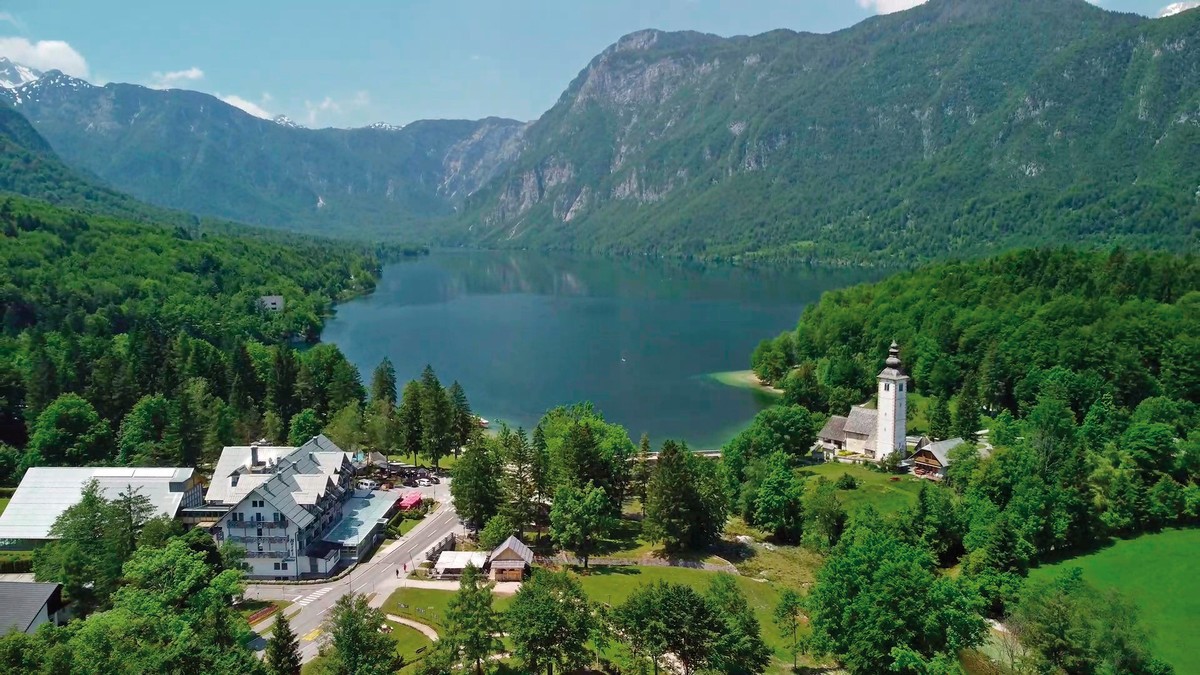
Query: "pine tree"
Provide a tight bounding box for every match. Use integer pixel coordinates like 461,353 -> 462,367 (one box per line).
952,376 -> 982,441
268,348 -> 299,428
23,330 -> 58,422
419,365 -> 453,467
448,380 -> 473,456
369,357 -> 398,407
928,396 -> 952,441
265,612 -> 302,675
443,564 -> 502,674
630,433 -> 652,515
397,380 -> 424,465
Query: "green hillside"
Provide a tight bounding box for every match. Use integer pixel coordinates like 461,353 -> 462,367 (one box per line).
457,0 -> 1200,262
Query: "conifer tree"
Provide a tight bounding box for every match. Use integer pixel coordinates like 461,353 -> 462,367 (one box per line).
397,380 -> 424,465
265,612 -> 302,675
443,564 -> 501,673
369,357 -> 397,407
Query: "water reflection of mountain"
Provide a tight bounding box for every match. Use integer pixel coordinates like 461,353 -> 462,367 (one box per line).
414,250 -> 881,302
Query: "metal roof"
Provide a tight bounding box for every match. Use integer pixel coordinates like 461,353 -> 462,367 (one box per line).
489,536 -> 534,564
0,582 -> 61,633
206,435 -> 353,529
0,467 -> 194,541
919,438 -> 967,466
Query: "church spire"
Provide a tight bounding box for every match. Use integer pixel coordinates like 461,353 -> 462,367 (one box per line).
886,341 -> 902,370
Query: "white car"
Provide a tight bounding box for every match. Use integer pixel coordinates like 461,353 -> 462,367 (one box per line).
416,478 -> 431,488
357,479 -> 379,491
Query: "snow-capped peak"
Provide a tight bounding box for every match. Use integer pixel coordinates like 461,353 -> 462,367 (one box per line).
0,57 -> 43,90
367,121 -> 405,131
1158,2 -> 1200,18
273,114 -> 304,128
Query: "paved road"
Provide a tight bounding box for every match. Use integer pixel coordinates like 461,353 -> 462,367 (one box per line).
245,494 -> 461,663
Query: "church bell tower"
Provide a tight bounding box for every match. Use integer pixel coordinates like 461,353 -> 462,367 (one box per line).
875,341 -> 909,460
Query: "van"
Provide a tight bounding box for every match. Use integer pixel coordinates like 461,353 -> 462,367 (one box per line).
357,479 -> 379,491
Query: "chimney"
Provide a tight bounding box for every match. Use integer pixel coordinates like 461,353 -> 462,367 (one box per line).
250,444 -> 260,466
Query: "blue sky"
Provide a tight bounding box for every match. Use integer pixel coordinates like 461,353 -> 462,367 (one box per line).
0,0 -> 1188,128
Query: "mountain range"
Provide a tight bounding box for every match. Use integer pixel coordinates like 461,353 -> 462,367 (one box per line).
1,0 -> 1199,261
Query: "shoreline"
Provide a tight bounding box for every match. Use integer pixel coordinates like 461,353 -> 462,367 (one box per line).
706,370 -> 785,397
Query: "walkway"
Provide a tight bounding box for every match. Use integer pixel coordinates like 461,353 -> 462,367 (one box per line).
386,614 -> 439,641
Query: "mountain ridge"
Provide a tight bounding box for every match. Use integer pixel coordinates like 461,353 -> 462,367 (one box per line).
3,0 -> 1199,259
0,72 -> 527,237
450,0 -> 1198,260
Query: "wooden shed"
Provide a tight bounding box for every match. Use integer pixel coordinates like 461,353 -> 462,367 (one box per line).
487,536 -> 533,581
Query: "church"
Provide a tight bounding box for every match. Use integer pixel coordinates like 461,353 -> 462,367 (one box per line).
815,342 -> 909,461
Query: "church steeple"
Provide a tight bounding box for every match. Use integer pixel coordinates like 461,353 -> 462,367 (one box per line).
875,341 -> 909,460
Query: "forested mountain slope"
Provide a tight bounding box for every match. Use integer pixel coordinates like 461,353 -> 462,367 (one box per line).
457,0 -> 1200,261
0,194 -> 381,461
1,74 -> 526,237
0,101 -> 185,222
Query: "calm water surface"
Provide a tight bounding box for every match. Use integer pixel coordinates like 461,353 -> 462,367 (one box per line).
322,251 -> 877,448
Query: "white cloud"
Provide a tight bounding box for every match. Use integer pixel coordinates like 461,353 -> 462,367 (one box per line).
857,0 -> 927,14
303,90 -> 370,126
1158,2 -> 1200,17
219,93 -> 272,119
0,36 -> 89,78
148,66 -> 204,89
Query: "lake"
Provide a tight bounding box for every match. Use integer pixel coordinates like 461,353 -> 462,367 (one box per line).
322,251 -> 877,448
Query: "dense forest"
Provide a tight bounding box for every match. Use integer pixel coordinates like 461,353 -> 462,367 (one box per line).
0,194 -> 390,481
739,248 -> 1199,672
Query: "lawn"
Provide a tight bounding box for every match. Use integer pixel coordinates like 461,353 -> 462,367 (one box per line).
799,462 -> 926,515
1028,528 -> 1200,673
382,566 -> 792,664
300,619 -> 433,674
383,586 -> 515,630
0,496 -> 9,516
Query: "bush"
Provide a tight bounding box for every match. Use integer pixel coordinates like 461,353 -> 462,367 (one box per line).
834,473 -> 860,490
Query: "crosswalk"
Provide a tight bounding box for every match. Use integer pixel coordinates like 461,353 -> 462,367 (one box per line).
293,587 -> 334,607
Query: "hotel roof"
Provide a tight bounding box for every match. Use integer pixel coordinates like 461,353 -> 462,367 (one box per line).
0,467 -> 194,541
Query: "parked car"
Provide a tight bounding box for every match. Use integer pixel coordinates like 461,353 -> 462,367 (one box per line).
357,479 -> 379,491
417,478 -> 431,488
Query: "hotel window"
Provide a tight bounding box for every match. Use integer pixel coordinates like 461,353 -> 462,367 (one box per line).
281,562 -> 288,570
899,383 -> 904,392
273,562 -> 280,570
257,527 -> 263,537
884,383 -> 890,391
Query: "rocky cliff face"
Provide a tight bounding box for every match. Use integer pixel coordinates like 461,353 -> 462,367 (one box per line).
458,0 -> 1198,260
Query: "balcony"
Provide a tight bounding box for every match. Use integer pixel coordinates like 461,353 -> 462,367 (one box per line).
246,551 -> 288,559
230,520 -> 285,530
229,535 -> 291,545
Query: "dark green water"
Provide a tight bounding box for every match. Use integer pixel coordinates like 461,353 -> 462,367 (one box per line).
322,251 -> 877,448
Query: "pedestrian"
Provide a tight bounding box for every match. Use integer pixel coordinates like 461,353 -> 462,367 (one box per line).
395,568 -> 399,578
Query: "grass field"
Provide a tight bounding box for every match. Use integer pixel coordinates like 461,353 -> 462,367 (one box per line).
383,565 -> 792,665
300,619 -> 433,674
0,497 -> 9,516
1028,529 -> 1199,673
799,462 -> 926,515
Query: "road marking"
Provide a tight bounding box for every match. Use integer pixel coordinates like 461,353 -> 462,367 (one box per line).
294,587 -> 334,607
301,628 -> 321,642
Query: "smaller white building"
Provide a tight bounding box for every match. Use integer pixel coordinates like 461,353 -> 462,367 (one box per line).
258,295 -> 285,312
